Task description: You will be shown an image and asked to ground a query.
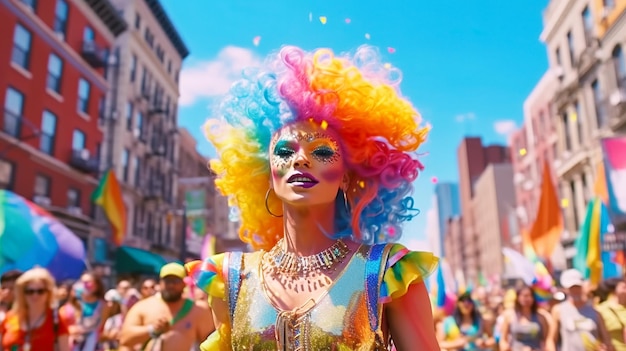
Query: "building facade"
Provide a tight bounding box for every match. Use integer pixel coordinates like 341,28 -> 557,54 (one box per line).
426,196 -> 441,257
510,70 -> 560,249
103,0 -> 189,259
457,137 -> 510,283
472,163 -> 516,279
0,0 -> 125,264
541,0 -> 626,252
443,216 -> 463,285
434,182 -> 461,256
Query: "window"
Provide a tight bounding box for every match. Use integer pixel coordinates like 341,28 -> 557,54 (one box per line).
613,45 -> 626,87
19,0 -> 36,11
134,156 -> 141,186
136,111 -> 144,139
11,24 -> 31,70
0,160 -> 15,190
134,13 -> 141,29
4,87 -> 24,137
130,54 -> 137,82
569,180 -> 579,231
77,78 -> 90,113
592,80 -> 606,128
53,0 -> 68,38
83,26 -> 94,42
567,31 -> 575,65
72,129 -> 85,150
167,60 -> 172,74
575,102 -> 583,146
122,148 -> 129,181
582,6 -> 593,41
46,53 -> 63,93
67,188 -> 80,208
562,111 -> 571,151
34,174 -> 50,197
125,102 -> 133,131
40,110 -> 57,155
604,0 -> 615,9
98,96 -> 105,123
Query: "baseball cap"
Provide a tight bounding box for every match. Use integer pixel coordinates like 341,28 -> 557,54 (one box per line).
560,269 -> 584,289
159,262 -> 186,279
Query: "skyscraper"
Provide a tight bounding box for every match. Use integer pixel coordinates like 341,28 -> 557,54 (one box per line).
434,182 -> 460,256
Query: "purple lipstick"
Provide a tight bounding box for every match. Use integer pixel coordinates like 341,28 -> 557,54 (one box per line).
287,172 -> 319,188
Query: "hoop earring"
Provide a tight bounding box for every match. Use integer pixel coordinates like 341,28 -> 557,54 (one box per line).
265,188 -> 283,218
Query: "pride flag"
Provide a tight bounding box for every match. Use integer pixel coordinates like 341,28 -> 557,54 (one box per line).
91,169 -> 127,246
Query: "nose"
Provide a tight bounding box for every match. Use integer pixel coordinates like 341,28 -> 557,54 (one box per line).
293,151 -> 311,168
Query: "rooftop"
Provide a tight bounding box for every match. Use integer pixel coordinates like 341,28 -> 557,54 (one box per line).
144,0 -> 190,59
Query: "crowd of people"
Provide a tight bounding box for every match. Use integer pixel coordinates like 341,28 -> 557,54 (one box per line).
0,263 -> 214,351
435,269 -> 626,351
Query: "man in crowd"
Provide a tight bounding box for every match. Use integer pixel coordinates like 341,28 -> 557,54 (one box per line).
118,263 -> 214,351
0,270 -> 22,323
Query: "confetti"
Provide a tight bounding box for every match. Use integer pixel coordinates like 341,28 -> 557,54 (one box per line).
560,198 -> 569,208
519,148 -> 527,156
309,12 -> 312,22
345,18 -> 351,24
319,16 -> 327,24
321,120 -> 328,130
431,176 -> 438,184
252,36 -> 261,47
387,47 -> 396,54
383,63 -> 392,69
365,33 -> 371,40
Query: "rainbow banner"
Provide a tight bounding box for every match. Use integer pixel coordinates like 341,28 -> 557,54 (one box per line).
91,169 -> 127,246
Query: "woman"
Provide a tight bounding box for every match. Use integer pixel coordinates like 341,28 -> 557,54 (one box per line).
596,278 -> 626,351
185,45 -> 439,350
100,290 -> 123,351
499,285 -> 553,351
0,267 -> 70,351
437,292 -> 489,350
61,272 -> 109,351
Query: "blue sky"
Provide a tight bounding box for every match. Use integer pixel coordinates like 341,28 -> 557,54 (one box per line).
161,0 -> 549,247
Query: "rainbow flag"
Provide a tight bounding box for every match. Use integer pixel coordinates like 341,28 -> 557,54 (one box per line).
91,169 -> 127,246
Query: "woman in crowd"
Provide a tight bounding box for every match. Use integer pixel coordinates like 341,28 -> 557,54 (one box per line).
186,45 -> 439,350
437,292 -> 490,350
499,285 -> 552,351
0,267 -> 70,351
596,278 -> 626,351
100,290 -> 123,351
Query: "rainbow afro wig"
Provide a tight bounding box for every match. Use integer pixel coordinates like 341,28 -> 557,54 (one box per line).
206,45 -> 428,250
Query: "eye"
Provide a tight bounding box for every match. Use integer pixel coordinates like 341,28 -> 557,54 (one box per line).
313,146 -> 335,158
274,146 -> 295,158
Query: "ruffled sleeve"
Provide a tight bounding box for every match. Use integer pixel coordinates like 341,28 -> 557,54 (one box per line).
185,254 -> 231,351
379,244 -> 439,303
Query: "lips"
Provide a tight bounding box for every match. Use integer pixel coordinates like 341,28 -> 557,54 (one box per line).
287,173 -> 319,188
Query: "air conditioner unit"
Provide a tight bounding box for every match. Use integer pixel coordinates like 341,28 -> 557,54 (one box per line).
68,206 -> 82,216
80,149 -> 90,160
33,195 -> 51,207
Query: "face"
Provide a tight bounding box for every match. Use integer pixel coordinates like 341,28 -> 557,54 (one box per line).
159,277 -> 185,303
517,288 -> 535,308
56,285 -> 69,302
80,274 -> 97,295
117,280 -> 131,296
24,280 -> 49,305
458,298 -> 474,315
270,121 -> 346,208
0,280 -> 16,305
568,285 -> 584,302
141,280 -> 156,298
615,281 -> 626,299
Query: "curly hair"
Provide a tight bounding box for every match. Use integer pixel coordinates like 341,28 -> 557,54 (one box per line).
206,45 -> 428,250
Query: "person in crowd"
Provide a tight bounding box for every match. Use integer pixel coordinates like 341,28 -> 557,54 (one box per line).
185,44 -> 439,351
0,271 -> 22,323
115,281 -> 131,303
548,269 -> 613,351
437,292 -> 490,350
101,290 -> 123,351
61,272 -> 110,351
139,279 -> 156,300
596,278 -> 626,351
118,263 -> 214,351
56,281 -> 74,310
0,267 -> 70,351
499,285 -> 553,351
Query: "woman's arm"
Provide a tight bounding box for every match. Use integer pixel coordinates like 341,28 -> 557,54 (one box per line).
57,334 -> 70,351
435,321 -> 466,350
547,305 -> 560,350
538,309 -> 555,351
499,311 -> 512,351
386,282 -> 440,350
595,310 -> 615,351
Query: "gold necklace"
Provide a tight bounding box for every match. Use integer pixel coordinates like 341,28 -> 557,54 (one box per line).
264,238 -> 350,277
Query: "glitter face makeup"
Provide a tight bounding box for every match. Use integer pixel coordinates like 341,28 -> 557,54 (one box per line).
270,131 -> 341,169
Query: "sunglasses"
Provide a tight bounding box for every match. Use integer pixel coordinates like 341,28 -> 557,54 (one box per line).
24,288 -> 47,296
142,285 -> 155,289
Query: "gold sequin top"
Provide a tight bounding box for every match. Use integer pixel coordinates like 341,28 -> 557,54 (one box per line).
186,243 -> 438,351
